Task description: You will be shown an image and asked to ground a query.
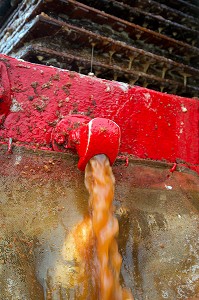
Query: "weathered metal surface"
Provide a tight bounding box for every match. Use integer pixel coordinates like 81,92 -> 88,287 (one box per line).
0,54 -> 198,174
4,0 -> 198,64
75,0 -> 199,58
78,0 -> 199,46
18,45 -> 199,96
156,0 -> 199,18
0,0 -> 199,97
0,146 -> 198,299
119,0 -> 199,30
0,0 -> 22,28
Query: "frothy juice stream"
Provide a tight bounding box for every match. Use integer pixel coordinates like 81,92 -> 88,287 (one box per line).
85,154 -> 134,300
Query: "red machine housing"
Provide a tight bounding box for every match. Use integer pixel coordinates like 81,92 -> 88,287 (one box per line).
51,115 -> 121,170
0,54 -> 198,173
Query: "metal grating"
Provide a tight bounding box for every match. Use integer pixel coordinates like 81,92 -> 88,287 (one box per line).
0,0 -> 199,97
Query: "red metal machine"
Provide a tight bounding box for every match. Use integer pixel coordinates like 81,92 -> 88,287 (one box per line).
0,54 -> 198,173
51,115 -> 120,170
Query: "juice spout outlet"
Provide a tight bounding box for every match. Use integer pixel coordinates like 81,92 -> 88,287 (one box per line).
51,115 -> 121,171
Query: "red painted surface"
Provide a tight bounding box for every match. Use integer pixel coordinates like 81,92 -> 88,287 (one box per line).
0,61 -> 11,124
51,115 -> 121,170
0,54 -> 198,173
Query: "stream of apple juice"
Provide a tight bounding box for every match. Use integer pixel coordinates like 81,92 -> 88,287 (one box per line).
84,154 -> 134,300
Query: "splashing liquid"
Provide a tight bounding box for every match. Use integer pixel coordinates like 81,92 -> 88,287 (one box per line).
85,154 -> 134,300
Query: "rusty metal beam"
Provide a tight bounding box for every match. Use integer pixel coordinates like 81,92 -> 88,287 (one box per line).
119,0 -> 199,29
18,45 -> 199,97
0,0 -> 198,97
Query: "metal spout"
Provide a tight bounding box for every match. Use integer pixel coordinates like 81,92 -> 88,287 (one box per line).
51,115 -> 121,170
